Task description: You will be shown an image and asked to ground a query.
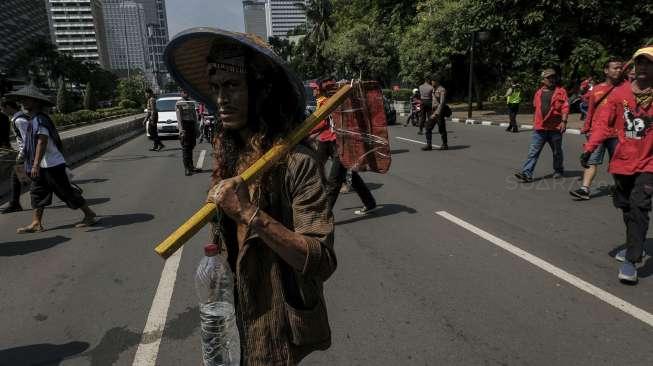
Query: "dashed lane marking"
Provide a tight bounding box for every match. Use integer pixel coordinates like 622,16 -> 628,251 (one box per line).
197,149 -> 206,169
395,136 -> 441,149
435,210 -> 653,328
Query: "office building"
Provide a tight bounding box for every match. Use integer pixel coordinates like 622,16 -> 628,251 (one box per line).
103,0 -> 150,72
243,0 -> 268,40
266,0 -> 307,38
46,0 -> 110,67
132,0 -> 169,79
0,0 -> 52,72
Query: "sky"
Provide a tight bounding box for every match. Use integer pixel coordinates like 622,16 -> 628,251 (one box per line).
165,0 -> 245,39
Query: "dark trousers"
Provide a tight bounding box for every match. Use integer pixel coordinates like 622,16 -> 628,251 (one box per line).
182,145 -> 194,170
325,153 -> 376,210
419,100 -> 433,131
508,103 -> 519,129
148,123 -> 163,149
30,164 -> 85,209
613,173 -> 653,263
426,114 -> 447,147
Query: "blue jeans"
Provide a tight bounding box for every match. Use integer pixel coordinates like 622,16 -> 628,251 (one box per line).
586,136 -> 617,165
521,130 -> 564,178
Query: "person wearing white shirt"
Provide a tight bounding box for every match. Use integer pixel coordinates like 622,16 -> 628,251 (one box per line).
1,100 -> 29,213
6,85 -> 97,232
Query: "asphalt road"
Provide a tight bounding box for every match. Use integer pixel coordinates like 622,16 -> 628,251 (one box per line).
1,123 -> 653,365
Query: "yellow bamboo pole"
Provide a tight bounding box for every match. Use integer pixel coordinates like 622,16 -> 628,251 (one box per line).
154,83 -> 353,259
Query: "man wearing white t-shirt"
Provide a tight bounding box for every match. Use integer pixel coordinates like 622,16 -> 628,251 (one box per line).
7,85 -> 97,233
1,99 -> 30,213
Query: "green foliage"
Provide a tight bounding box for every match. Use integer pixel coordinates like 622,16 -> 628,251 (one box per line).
119,99 -> 139,109
51,107 -> 141,127
382,88 -> 413,101
117,73 -> 149,107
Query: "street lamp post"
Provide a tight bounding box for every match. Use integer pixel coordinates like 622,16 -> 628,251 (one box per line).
467,31 -> 489,119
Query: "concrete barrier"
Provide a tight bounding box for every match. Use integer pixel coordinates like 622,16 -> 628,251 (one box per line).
0,114 -> 145,201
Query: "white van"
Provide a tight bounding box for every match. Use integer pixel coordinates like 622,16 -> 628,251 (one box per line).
145,95 -> 199,138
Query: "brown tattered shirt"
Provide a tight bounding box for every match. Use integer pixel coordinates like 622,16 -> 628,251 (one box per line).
211,144 -> 336,366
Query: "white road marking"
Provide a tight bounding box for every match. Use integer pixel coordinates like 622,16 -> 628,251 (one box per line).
395,136 -> 440,149
481,121 -> 493,126
435,210 -> 653,328
132,248 -> 184,365
197,149 -> 207,169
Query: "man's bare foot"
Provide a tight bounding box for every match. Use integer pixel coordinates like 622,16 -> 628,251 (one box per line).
75,214 -> 98,228
17,224 -> 45,234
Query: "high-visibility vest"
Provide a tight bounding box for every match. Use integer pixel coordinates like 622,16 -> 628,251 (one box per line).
507,88 -> 521,104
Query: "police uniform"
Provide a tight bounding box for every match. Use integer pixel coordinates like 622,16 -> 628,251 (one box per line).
176,98 -> 198,175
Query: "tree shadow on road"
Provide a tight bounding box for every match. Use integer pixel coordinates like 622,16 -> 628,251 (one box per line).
47,213 -> 155,232
0,235 -> 70,256
335,203 -> 417,225
0,341 -> 89,365
50,197 -> 111,209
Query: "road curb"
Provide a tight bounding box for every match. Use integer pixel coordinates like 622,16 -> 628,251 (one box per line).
449,117 -> 581,135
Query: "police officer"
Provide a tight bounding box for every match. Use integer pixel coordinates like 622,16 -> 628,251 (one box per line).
176,89 -> 199,176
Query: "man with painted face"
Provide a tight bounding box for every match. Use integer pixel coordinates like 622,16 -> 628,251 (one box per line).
176,89 -> 199,176
582,46 -> 653,283
165,29 -> 336,365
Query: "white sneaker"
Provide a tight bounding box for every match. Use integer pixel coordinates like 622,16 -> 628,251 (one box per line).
354,206 -> 378,216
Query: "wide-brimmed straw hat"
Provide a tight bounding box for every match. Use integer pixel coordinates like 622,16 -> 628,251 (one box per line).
632,46 -> 653,63
164,27 -> 305,116
6,84 -> 55,107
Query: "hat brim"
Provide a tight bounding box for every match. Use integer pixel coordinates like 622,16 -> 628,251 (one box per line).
632,47 -> 653,63
6,93 -> 55,107
164,27 -> 304,112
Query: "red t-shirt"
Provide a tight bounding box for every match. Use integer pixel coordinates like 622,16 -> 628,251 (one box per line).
582,82 -> 618,134
532,86 -> 570,131
310,96 -> 336,142
585,81 -> 653,175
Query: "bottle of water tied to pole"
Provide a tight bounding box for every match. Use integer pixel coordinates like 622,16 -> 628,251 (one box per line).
195,243 -> 241,366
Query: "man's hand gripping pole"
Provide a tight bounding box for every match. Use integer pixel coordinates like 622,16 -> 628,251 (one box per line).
154,83 -> 353,259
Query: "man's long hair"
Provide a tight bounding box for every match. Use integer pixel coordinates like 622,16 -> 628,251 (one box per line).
211,52 -> 304,191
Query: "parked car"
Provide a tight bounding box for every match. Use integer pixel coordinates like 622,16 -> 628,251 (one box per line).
145,95 -> 198,138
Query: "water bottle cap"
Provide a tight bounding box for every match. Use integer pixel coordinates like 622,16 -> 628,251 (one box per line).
204,243 -> 219,256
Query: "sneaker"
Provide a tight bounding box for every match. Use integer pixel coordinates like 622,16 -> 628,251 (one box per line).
421,145 -> 433,151
2,204 -> 23,214
569,187 -> 590,200
553,172 -> 563,179
618,261 -> 638,283
354,206 -> 378,216
615,248 -> 647,262
514,172 -> 533,183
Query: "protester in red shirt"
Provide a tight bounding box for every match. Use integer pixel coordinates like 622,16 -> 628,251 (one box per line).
581,46 -> 653,283
514,68 -> 569,182
569,58 -> 624,200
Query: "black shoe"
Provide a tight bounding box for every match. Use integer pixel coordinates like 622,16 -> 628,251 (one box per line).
514,172 -> 533,183
440,145 -> 449,150
421,145 -> 433,151
185,168 -> 193,176
417,130 -> 424,135
506,126 -> 512,132
193,168 -> 202,173
570,187 -> 591,200
149,147 -> 158,151
2,204 -> 23,214
157,144 -> 165,151
512,126 -> 519,133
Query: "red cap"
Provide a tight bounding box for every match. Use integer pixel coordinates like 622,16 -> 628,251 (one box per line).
204,244 -> 219,256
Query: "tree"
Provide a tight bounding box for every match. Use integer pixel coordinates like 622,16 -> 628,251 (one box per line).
83,82 -> 96,110
117,72 -> 150,107
57,78 -> 73,114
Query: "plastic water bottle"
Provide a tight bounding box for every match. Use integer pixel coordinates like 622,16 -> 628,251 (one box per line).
195,243 -> 241,366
